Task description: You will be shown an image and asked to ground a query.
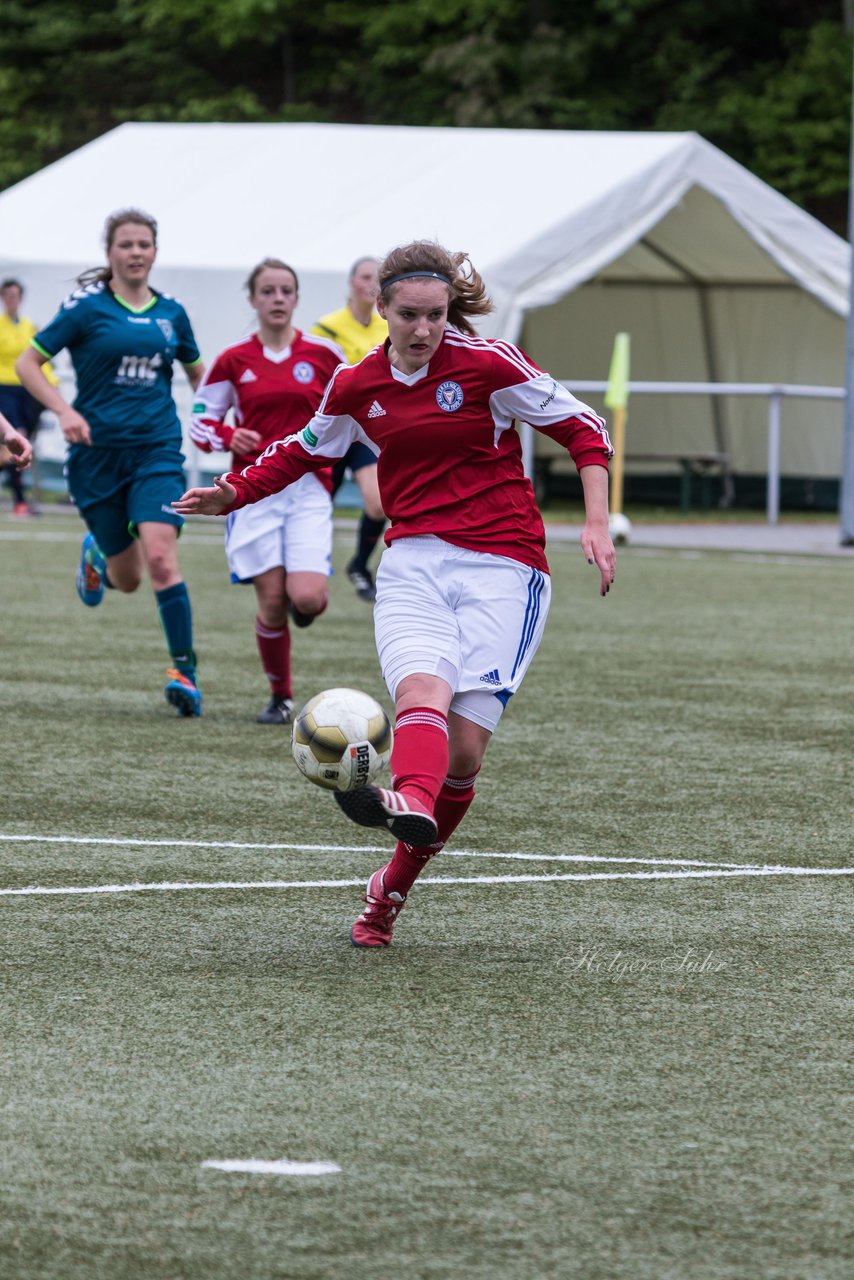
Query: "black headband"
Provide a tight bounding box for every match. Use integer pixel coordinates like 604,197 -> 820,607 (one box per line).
380,270 -> 452,292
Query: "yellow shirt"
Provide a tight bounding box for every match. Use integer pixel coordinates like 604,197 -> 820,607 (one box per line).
0,313 -> 58,386
310,306 -> 387,367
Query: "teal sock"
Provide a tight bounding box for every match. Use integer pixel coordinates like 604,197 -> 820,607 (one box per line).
156,582 -> 196,678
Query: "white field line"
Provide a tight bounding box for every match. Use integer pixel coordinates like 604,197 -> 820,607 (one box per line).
202,1158 -> 341,1177
1,866 -> 851,898
0,832 -> 780,871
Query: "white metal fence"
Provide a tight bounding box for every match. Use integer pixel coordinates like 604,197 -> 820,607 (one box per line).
37,372 -> 845,524
540,381 -> 845,525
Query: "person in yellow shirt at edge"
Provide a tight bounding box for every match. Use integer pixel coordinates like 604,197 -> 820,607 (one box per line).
0,278 -> 58,516
311,257 -> 388,603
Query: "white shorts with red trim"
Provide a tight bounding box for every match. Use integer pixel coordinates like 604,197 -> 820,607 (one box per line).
373,535 -> 551,731
224,472 -> 332,582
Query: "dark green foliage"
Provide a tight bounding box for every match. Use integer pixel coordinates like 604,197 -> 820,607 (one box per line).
0,1 -> 849,230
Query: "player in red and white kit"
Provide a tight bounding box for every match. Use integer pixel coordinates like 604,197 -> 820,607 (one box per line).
190,258 -> 344,723
176,240 -> 616,945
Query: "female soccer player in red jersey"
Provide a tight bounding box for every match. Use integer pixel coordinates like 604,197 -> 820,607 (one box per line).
190,258 -> 344,723
175,240 -> 616,946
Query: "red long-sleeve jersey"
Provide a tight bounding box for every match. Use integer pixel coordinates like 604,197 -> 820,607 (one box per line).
223,327 -> 612,573
190,330 -> 344,484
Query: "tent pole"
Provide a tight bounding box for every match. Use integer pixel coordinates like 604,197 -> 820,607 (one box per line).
766,392 -> 781,525
639,238 -> 734,507
696,283 -> 735,508
520,420 -> 535,483
840,3 -> 854,544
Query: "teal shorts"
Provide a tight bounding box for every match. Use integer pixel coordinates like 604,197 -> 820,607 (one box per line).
66,442 -> 186,557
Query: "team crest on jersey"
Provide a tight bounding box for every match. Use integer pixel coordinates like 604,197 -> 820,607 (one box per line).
156,319 -> 174,342
293,361 -> 315,384
436,380 -> 464,412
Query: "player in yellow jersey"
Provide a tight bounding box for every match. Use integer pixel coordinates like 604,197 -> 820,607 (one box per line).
0,278 -> 57,515
311,258 -> 388,602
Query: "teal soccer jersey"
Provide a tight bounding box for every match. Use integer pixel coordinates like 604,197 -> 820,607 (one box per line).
33,282 -> 201,448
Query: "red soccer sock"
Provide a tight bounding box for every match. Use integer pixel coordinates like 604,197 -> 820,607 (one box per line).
433,769 -> 480,845
255,616 -> 291,698
390,707 -> 449,812
383,768 -> 479,898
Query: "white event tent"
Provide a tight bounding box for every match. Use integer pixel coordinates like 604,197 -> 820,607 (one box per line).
0,122 -> 847,487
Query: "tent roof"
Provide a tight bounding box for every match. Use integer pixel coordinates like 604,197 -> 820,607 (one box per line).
0,122 -> 847,332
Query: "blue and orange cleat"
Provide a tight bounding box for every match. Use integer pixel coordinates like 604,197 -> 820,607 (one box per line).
75,532 -> 107,607
165,668 -> 202,717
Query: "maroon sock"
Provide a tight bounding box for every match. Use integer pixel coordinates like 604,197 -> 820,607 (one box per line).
383,768 -> 479,897
255,616 -> 291,698
433,769 -> 480,845
390,707 -> 449,811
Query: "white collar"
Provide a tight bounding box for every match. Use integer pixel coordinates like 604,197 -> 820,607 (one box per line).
262,343 -> 292,364
389,361 -> 430,386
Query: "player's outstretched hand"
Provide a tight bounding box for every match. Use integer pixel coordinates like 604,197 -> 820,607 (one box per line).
581,522 -> 616,597
1,428 -> 33,468
172,474 -> 237,516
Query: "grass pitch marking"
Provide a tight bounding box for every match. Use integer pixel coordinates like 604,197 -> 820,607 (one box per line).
1,833 -> 849,898
1,866 -> 851,897
202,1158 -> 341,1177
0,832 -> 790,870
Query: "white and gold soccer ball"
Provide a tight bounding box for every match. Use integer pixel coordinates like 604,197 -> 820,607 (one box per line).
608,511 -> 633,546
291,687 -> 393,792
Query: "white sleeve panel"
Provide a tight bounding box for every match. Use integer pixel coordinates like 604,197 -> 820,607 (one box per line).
296,412 -> 378,460
189,377 -> 240,451
489,373 -> 606,434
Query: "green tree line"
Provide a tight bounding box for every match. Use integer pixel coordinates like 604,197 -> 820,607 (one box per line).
1,0 -> 849,233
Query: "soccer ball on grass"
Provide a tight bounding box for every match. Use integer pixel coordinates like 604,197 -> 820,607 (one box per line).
608,511 -> 633,545
291,687 -> 393,792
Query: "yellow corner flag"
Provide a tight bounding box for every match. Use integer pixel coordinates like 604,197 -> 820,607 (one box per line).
604,331 -> 630,411
604,333 -> 630,524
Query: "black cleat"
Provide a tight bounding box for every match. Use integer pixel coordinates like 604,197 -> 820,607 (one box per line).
256,695 -> 294,725
335,785 -> 438,845
346,559 -> 377,603
289,602 -> 315,628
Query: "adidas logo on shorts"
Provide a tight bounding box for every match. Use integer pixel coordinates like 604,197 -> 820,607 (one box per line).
367,400 -> 386,418
479,668 -> 502,686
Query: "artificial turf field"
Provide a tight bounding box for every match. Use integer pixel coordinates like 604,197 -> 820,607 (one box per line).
1,509 -> 851,1280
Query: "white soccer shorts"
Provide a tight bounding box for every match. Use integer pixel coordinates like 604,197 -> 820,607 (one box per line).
373,535 -> 551,731
224,472 -> 332,582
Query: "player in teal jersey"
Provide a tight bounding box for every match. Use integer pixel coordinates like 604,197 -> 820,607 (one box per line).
16,208 -> 207,716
